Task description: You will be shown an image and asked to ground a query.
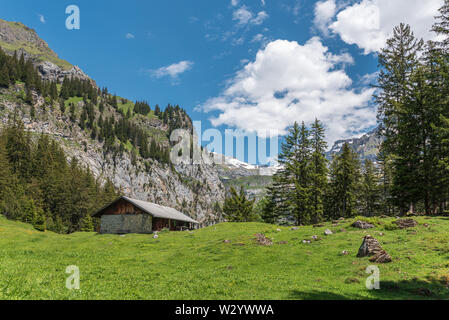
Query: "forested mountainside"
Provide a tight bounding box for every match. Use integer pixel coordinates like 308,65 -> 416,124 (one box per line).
0,19 -> 225,228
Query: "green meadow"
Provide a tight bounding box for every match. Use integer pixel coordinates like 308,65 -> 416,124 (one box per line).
1,214 -> 449,300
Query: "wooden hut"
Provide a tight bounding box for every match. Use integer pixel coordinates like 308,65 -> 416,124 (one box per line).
92,196 -> 198,234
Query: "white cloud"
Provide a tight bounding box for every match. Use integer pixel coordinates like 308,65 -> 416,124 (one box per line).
233,6 -> 269,26
328,0 -> 444,54
125,33 -> 135,39
231,0 -> 239,6
38,14 -> 45,24
201,38 -> 376,145
150,61 -> 194,79
313,0 -> 337,35
261,0 -> 266,6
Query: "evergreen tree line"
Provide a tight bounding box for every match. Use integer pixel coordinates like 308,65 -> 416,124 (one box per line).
376,1 -> 449,215
0,116 -> 118,233
255,1 -> 449,225
258,120 -> 382,225
0,47 -> 58,104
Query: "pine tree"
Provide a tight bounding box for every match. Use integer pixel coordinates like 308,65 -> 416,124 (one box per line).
223,186 -> 255,222
33,207 -> 46,232
80,214 -> 94,232
361,160 -> 380,216
309,119 -> 328,223
0,63 -> 10,88
327,143 -> 361,219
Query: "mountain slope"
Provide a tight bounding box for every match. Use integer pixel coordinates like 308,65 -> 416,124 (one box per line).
0,19 -> 225,225
326,128 -> 384,163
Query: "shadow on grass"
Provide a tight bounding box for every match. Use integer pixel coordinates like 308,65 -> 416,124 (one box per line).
289,278 -> 449,300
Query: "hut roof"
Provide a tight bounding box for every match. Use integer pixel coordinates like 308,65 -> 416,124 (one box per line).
93,196 -> 199,224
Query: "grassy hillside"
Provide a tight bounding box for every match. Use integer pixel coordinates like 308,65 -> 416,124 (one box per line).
1,215 -> 449,300
0,20 -> 72,70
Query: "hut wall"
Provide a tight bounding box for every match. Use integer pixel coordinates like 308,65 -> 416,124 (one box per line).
100,214 -> 152,234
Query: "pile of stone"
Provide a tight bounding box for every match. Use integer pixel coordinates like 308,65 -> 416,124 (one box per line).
393,218 -> 418,229
352,220 -> 375,229
255,233 -> 273,246
357,235 -> 392,263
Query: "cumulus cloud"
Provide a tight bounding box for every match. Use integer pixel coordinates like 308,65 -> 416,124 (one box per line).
233,5 -> 269,26
231,0 -> 239,6
327,0 -> 443,54
313,0 -> 337,35
201,38 -> 376,145
125,33 -> 135,39
150,61 -> 194,79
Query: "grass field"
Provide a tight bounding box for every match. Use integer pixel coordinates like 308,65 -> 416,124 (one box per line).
1,215 -> 449,300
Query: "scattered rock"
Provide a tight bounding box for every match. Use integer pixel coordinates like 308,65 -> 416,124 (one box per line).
332,223 -> 339,227
338,217 -> 345,221
378,232 -> 384,236
393,218 -> 418,229
342,250 -> 349,255
255,233 -> 273,246
332,220 -> 340,224
153,234 -> 159,239
276,228 -> 282,232
291,227 -> 299,231
312,235 -> 318,241
380,215 -> 389,219
302,240 -> 311,244
278,241 -> 288,245
352,220 -> 375,229
223,240 -> 231,244
324,229 -> 333,235
313,224 -> 325,228
423,223 -> 429,228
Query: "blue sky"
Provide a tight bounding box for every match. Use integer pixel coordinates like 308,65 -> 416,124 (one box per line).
0,0 -> 443,164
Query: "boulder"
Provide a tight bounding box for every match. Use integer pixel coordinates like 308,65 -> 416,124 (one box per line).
223,240 -> 231,244
357,235 -> 383,257
357,235 -> 392,263
352,220 -> 375,229
324,229 -> 333,235
255,233 -> 273,246
393,218 -> 418,229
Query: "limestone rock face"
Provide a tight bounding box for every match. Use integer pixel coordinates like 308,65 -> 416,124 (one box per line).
38,61 -> 92,84
0,98 -> 225,227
